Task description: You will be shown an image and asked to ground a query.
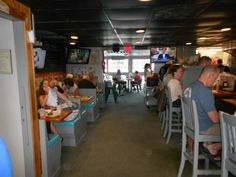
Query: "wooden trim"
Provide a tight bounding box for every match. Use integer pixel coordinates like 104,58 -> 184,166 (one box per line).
35,71 -> 65,78
2,0 -> 42,176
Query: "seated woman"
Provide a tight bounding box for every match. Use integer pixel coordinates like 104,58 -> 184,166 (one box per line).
131,71 -> 142,91
63,78 -> 79,97
38,79 -> 68,134
167,65 -> 184,107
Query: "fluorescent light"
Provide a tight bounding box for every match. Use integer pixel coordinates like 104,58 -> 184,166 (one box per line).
221,28 -> 231,32
136,41 -> 141,44
70,42 -> 76,45
199,37 -> 207,40
136,29 -> 145,33
139,0 -> 152,1
70,36 -> 78,39
196,47 -> 223,52
186,42 -> 192,45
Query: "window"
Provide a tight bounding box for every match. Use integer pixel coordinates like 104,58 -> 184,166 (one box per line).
107,59 -> 129,73
132,59 -> 150,73
104,49 -> 150,74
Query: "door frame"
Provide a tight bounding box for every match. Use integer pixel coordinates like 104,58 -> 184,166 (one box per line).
2,0 -> 41,176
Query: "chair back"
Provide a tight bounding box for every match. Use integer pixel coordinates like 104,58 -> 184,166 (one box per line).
220,111 -> 236,176
165,86 -> 172,111
165,86 -> 181,110
181,96 -> 199,137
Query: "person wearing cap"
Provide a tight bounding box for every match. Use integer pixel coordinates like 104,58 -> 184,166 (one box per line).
63,78 -> 79,97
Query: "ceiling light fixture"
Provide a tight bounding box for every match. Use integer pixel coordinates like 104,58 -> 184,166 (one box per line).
139,0 -> 152,2
196,47 -> 223,52
70,36 -> 78,39
221,28 -> 231,32
136,29 -> 145,33
136,41 -> 141,44
186,42 -> 192,45
199,37 -> 207,40
70,42 -> 76,45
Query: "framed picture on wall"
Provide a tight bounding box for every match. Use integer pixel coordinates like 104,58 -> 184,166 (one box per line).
0,49 -> 12,74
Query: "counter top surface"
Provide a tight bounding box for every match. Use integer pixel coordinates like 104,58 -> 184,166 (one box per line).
43,110 -> 72,122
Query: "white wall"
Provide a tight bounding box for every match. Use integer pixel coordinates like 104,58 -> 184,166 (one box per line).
0,17 -> 26,177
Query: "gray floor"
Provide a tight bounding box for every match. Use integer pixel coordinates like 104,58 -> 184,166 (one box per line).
59,91 -> 192,177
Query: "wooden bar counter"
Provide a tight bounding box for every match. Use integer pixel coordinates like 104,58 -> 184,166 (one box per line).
213,90 -> 236,98
222,98 -> 236,106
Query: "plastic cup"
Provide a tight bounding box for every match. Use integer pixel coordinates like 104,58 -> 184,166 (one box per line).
56,105 -> 62,115
38,108 -> 45,118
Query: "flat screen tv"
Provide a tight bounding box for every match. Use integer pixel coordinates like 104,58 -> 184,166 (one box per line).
150,47 -> 176,63
34,48 -> 46,69
67,47 -> 91,64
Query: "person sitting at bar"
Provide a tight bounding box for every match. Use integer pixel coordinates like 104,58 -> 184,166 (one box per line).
182,56 -> 212,89
38,79 -> 68,134
184,65 -> 221,158
163,65 -> 174,86
167,65 -> 184,107
63,78 -> 79,97
217,59 -> 230,73
77,75 -> 96,89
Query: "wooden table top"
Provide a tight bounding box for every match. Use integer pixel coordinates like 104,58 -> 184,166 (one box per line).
212,90 -> 236,97
43,110 -> 72,122
222,99 -> 236,106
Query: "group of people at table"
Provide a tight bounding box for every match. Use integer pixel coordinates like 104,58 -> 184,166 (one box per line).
38,74 -> 97,134
113,69 -> 142,94
159,56 -> 236,160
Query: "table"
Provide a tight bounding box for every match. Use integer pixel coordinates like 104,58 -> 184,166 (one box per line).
213,90 -> 236,98
222,99 -> 236,106
216,98 -> 236,115
126,78 -> 133,92
43,110 -> 72,122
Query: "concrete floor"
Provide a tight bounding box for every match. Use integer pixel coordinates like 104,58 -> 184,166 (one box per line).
59,92 -> 192,177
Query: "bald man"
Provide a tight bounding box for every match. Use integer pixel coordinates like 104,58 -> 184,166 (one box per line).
184,65 -> 221,156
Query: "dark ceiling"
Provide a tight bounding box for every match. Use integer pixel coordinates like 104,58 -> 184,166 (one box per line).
18,0 -> 236,48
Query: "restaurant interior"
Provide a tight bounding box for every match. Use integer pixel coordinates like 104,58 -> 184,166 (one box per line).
0,0 -> 236,177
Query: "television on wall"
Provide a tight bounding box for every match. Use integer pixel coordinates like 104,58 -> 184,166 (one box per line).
34,48 -> 46,69
67,47 -> 91,64
150,47 -> 176,63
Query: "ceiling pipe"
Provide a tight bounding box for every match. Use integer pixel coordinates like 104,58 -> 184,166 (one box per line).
97,0 -> 123,45
141,10 -> 155,45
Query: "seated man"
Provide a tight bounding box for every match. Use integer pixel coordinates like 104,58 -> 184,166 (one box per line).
63,78 -> 79,97
184,65 -> 221,158
77,75 -> 96,89
217,59 -> 230,73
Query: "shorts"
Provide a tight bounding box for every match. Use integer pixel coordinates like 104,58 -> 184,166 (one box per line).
200,123 -> 221,136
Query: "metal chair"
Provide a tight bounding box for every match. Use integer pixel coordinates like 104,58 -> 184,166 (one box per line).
131,79 -> 142,92
177,96 -> 221,177
220,111 -> 236,177
164,86 -> 182,144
